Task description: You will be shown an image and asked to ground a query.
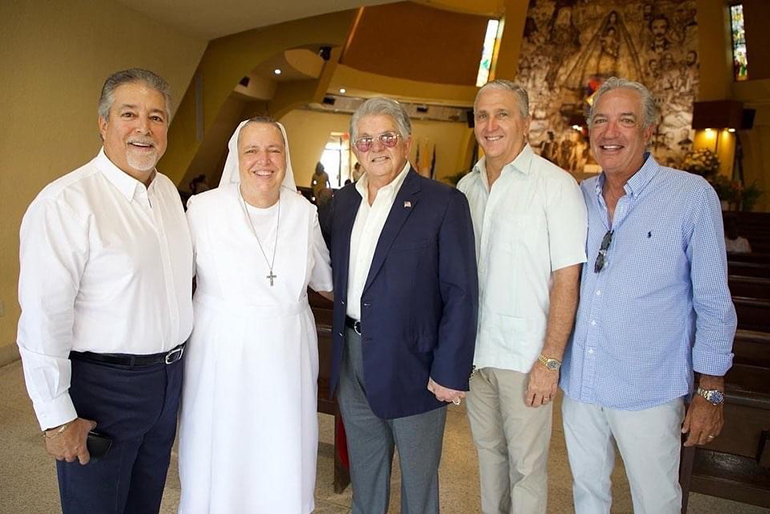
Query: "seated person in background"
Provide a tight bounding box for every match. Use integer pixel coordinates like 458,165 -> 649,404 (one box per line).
311,161 -> 330,201
188,174 -> 210,195
351,161 -> 363,182
724,214 -> 751,254
316,186 -> 333,208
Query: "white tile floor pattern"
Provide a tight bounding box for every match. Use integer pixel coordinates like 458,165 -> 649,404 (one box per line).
1,359 -> 767,514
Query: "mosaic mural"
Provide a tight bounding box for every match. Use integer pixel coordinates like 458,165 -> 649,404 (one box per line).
516,0 -> 699,173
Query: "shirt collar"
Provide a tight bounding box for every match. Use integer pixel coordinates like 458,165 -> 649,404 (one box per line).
355,160 -> 411,203
596,152 -> 659,199
473,143 -> 534,191
94,147 -> 154,201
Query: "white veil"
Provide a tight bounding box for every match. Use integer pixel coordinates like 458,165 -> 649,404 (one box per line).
218,119 -> 297,191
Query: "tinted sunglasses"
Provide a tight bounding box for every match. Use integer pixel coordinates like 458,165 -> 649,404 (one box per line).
353,132 -> 400,152
594,230 -> 614,273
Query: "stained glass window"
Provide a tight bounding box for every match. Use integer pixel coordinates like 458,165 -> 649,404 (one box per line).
730,4 -> 748,81
476,20 -> 500,87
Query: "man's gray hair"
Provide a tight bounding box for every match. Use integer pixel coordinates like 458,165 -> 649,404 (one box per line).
98,68 -> 172,121
475,79 -> 529,119
588,77 -> 657,128
350,97 -> 411,140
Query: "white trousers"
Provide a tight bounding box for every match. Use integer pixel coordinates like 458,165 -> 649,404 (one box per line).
562,395 -> 685,514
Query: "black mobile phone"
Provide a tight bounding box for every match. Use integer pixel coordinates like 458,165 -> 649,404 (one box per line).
86,431 -> 113,463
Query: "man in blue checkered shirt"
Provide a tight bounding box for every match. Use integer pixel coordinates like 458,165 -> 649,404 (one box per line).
560,77 -> 737,514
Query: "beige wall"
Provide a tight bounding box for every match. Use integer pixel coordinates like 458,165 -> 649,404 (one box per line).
161,11 -> 356,187
279,109 -> 474,187
735,79 -> 770,211
280,110 -> 352,188
0,0 -> 207,359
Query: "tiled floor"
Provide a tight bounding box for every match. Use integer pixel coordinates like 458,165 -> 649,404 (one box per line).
1,359 -> 767,513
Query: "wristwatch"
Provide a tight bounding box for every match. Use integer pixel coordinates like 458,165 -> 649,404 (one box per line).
696,387 -> 725,406
538,354 -> 561,371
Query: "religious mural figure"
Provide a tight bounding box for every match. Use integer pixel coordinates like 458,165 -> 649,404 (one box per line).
545,3 -> 581,89
671,4 -> 698,45
647,58 -> 660,79
540,131 -> 558,164
563,10 -> 643,89
649,14 -> 672,54
597,26 -> 620,76
517,0 -> 699,174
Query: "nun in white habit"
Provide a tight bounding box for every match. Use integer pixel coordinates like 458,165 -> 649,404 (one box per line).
177,117 -> 333,514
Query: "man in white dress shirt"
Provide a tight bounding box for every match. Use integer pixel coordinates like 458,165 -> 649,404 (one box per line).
17,68 -> 193,514
457,80 -> 587,514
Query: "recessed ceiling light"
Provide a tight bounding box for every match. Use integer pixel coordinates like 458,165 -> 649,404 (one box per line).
727,128 -> 736,133
274,69 -> 282,75
339,88 -> 346,94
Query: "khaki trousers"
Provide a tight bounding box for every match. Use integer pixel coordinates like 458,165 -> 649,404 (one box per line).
466,367 -> 552,514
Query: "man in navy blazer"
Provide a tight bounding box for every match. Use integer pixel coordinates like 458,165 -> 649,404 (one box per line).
325,98 -> 478,514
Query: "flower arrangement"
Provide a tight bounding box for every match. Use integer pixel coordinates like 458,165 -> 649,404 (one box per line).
682,148 -> 721,178
681,149 -> 764,211
707,174 -> 764,211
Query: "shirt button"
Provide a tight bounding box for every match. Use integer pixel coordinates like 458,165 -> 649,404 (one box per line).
588,348 -> 594,354
591,320 -> 596,326
596,290 -> 601,296
363,302 -> 371,308
341,300 -> 345,306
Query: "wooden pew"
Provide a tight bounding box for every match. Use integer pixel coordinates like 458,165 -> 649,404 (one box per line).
680,363 -> 770,511
309,291 -> 351,493
728,261 -> 770,279
729,275 -> 770,299
733,330 -> 770,368
727,252 -> 770,266
727,211 -> 770,255
733,296 -> 770,332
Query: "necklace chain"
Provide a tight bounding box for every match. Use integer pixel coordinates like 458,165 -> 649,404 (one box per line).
239,188 -> 280,286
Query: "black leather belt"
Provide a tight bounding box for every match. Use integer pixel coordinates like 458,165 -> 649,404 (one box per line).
345,316 -> 361,335
70,343 -> 186,367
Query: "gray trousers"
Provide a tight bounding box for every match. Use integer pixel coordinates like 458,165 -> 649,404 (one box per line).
338,326 -> 447,514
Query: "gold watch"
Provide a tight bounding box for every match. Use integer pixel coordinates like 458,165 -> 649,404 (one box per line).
538,354 -> 561,371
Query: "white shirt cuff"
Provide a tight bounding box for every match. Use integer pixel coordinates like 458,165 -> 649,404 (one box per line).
34,394 -> 78,431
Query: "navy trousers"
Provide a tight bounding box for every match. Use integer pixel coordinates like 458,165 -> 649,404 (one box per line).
57,355 -> 183,514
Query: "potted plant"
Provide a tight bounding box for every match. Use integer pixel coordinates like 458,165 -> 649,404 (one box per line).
737,181 -> 764,212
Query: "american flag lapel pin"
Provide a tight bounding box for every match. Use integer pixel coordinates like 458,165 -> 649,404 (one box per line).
404,201 -> 412,208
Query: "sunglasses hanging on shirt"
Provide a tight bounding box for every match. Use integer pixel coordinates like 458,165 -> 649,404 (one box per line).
594,230 -> 614,273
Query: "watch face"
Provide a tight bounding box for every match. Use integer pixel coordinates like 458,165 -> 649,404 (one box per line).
546,360 -> 560,371
708,390 -> 724,405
